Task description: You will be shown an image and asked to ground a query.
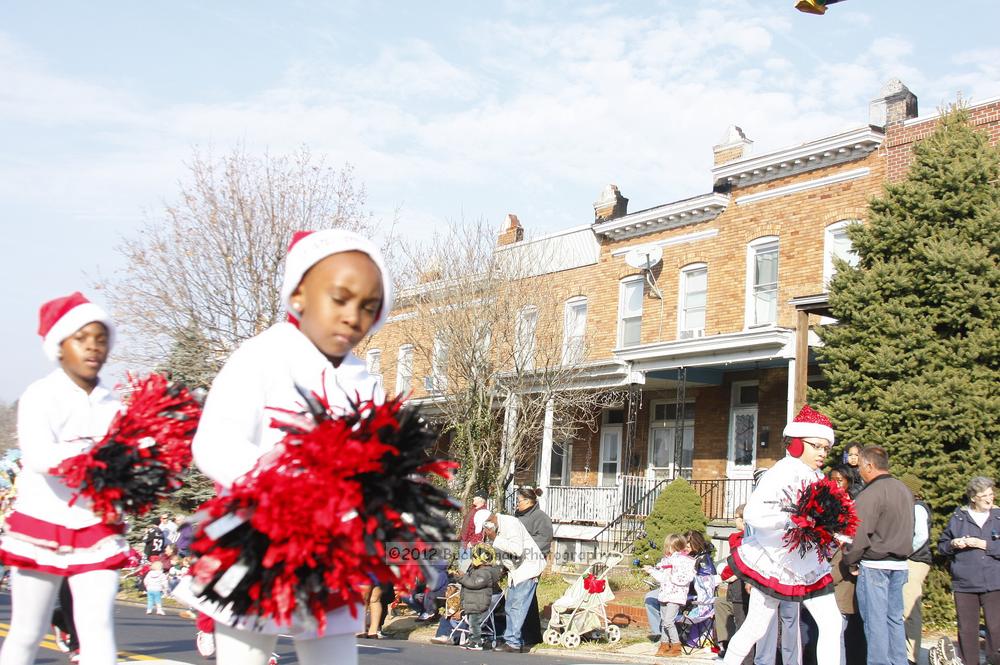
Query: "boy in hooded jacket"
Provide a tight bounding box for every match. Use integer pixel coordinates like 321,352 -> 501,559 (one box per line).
458,543 -> 504,650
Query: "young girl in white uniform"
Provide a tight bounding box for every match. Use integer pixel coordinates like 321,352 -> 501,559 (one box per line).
190,229 -> 392,665
723,405 -> 844,665
0,293 -> 129,665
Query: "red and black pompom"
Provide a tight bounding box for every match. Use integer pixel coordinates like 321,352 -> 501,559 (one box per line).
188,386 -> 459,634
51,373 -> 202,524
782,477 -> 860,561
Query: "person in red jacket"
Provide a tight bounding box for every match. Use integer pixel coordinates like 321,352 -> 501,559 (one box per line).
458,496 -> 486,572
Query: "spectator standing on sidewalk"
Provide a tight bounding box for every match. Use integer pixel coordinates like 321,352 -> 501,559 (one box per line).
843,445 -> 914,665
478,509 -> 546,653
143,560 -> 168,615
514,487 -> 552,647
900,473 -> 932,665
938,476 -> 1000,665
458,495 -> 487,573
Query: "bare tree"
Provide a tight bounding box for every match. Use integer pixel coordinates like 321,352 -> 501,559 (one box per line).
383,220 -> 623,507
96,146 -> 384,372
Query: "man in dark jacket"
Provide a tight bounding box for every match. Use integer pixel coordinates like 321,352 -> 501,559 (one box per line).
458,543 -> 503,650
844,445 -> 914,665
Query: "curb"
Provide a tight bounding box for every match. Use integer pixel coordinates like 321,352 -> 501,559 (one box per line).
378,616 -> 716,663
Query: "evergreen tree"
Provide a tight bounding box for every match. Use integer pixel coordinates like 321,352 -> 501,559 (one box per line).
633,478 -> 708,565
814,105 -> 1000,527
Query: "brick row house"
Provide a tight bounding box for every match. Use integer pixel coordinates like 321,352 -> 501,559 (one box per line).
364,81 -> 1000,559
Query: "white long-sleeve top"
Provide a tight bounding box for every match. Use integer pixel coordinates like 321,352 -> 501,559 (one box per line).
186,321 -> 382,637
13,369 -> 121,528
193,322 -> 383,489
648,552 -> 697,605
492,514 -> 546,586
738,454 -> 829,588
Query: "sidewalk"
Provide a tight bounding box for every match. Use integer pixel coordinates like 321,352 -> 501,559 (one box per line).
379,613 -> 719,663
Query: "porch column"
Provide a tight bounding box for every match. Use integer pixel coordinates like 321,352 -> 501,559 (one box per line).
786,357 -> 797,424
794,309 -> 810,411
500,393 -> 520,487
537,398 -> 554,506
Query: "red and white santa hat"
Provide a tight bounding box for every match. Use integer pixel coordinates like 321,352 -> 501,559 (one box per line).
280,229 -> 394,336
38,292 -> 115,362
783,404 -> 835,444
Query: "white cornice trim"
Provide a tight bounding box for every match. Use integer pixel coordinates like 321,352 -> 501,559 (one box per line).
735,168 -> 871,206
609,229 -> 720,257
712,127 -> 883,189
593,193 -> 729,240
614,327 -> 795,369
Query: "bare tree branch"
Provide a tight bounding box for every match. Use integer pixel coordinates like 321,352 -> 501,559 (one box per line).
96,146 -> 382,373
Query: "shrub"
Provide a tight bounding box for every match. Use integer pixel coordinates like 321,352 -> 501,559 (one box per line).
632,478 -> 708,565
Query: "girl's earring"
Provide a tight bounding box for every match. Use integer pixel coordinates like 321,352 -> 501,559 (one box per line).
292,302 -> 303,313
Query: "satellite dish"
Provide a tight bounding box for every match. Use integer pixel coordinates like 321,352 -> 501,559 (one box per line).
624,245 -> 663,270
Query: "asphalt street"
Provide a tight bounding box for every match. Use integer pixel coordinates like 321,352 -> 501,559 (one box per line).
0,591 -> 633,664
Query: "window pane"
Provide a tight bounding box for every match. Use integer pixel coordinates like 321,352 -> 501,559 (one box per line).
755,247 -> 778,286
733,413 -> 755,466
739,385 -> 759,405
685,308 -> 706,331
622,281 -> 643,316
651,428 -> 672,467
832,230 -> 859,267
550,443 -> 565,486
681,426 -> 694,468
754,289 -> 777,325
622,317 -> 641,346
686,269 -> 707,293
606,409 -> 624,424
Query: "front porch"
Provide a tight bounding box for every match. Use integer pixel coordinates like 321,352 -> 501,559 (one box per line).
509,474 -> 754,524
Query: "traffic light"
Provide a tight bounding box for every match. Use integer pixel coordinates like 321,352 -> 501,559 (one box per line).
795,0 -> 845,14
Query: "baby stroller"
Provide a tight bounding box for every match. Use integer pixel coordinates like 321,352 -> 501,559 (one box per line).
448,590 -> 505,648
542,552 -> 624,649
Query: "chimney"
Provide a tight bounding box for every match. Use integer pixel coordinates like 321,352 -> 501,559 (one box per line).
713,125 -> 753,166
498,213 -> 523,246
593,185 -> 628,223
869,79 -> 918,127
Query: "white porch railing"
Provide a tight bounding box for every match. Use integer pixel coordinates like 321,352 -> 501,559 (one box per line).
543,485 -> 620,523
537,474 -> 753,525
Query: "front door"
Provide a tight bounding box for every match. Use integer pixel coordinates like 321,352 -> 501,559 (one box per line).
598,426 -> 622,487
727,406 -> 757,479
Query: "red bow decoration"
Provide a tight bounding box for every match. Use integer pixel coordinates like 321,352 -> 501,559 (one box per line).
583,573 -> 606,594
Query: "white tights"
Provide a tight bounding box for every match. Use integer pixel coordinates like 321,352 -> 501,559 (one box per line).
215,622 -> 357,665
0,568 -> 119,665
724,587 -> 842,665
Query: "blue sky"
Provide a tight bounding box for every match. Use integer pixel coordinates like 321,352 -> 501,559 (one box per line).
2,1 -> 999,401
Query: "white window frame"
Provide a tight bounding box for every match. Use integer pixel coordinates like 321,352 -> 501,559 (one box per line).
745,236 -> 780,328
617,276 -> 644,348
431,335 -> 449,391
677,263 -> 708,339
395,345 -> 414,396
515,306 -> 538,371
365,349 -> 383,391
562,296 -> 588,365
823,220 -> 860,287
647,400 -> 696,478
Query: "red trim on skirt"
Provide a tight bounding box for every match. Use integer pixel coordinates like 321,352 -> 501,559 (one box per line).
728,534 -> 833,602
3,511 -> 125,549
0,550 -> 129,576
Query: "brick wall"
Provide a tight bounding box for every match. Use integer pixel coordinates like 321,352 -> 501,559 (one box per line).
882,98 -> 1000,181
